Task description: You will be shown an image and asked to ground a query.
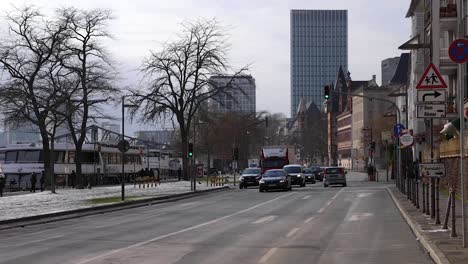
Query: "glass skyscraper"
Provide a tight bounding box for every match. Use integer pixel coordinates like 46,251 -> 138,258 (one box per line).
290,10 -> 348,118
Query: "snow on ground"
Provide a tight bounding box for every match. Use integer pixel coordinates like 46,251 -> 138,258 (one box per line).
0,181 -> 226,221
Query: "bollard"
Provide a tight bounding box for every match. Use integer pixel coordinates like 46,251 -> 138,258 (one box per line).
435,177 -> 441,224
422,182 -> 426,213
416,180 -> 420,209
426,182 -> 430,216
207,175 -> 209,187
450,189 -> 458,238
442,190 -> 452,230
430,178 -> 435,219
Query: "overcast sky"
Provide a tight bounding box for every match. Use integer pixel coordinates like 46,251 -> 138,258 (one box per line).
0,0 -> 411,135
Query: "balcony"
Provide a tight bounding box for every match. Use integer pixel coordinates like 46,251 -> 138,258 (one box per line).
440,2 -> 457,31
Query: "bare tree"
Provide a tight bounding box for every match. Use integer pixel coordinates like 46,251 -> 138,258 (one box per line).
130,19 -> 248,180
0,7 -> 69,192
56,8 -> 118,188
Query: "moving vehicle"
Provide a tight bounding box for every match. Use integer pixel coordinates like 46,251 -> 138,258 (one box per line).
260,145 -> 296,174
283,164 -> 306,187
259,169 -> 291,192
323,167 -> 347,187
303,167 -> 316,184
248,159 -> 260,168
314,167 -> 326,181
239,167 -> 262,189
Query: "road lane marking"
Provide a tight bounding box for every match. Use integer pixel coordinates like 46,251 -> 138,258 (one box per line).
286,227 -> 300,238
7,235 -> 64,247
253,215 -> 276,224
258,247 -> 278,263
304,216 -> 315,223
316,188 -> 345,214
302,195 -> 311,200
76,192 -> 296,264
347,213 -> 374,222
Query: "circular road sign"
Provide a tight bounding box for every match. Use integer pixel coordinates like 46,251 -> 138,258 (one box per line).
399,134 -> 414,147
449,39 -> 468,64
393,123 -> 405,137
118,140 -> 130,153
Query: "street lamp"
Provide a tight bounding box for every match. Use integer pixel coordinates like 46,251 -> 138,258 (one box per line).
120,95 -> 138,201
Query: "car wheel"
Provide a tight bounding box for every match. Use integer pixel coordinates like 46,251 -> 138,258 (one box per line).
288,186 -> 292,191
300,182 -> 306,187
259,188 -> 263,192
239,184 -> 243,189
312,180 -> 316,184
324,183 -> 328,188
343,183 -> 347,187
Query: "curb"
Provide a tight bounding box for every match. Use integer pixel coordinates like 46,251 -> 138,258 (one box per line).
0,186 -> 230,231
386,187 -> 451,264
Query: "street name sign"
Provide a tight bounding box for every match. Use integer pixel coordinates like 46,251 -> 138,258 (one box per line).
416,63 -> 448,89
417,104 -> 446,118
419,163 -> 446,178
417,90 -> 446,103
399,134 -> 413,147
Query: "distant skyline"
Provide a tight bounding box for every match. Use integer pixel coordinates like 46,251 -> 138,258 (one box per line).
0,0 -> 411,134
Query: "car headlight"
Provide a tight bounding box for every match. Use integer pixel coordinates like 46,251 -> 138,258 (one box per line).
280,179 -> 286,183
239,176 -> 244,181
259,180 -> 265,184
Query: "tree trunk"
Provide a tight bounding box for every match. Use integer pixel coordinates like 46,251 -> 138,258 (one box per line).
50,139 -> 56,193
75,146 -> 84,189
180,129 -> 189,181
40,132 -> 52,194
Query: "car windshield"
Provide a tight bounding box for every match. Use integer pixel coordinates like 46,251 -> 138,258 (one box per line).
284,166 -> 302,173
303,168 -> 313,173
242,168 -> 261,175
326,167 -> 344,174
263,170 -> 285,178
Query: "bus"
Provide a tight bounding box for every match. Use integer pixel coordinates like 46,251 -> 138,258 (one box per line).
143,149 -> 182,179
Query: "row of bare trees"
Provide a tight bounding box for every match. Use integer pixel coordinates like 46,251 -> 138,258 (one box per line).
0,7 -> 117,190
0,6 -> 251,186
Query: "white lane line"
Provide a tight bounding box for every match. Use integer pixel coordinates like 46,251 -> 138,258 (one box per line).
76,192 -> 296,264
8,235 -> 64,247
286,227 -> 300,238
258,247 -> 278,263
302,195 -> 311,200
252,215 -> 276,224
94,212 -> 167,229
316,188 -> 345,214
304,216 -> 315,224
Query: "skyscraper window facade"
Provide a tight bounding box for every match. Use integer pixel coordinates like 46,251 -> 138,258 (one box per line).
290,10 -> 348,118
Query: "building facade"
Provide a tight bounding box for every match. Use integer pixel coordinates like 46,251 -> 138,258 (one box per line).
209,75 -> 256,113
381,57 -> 400,85
290,9 -> 348,117
135,130 -> 174,146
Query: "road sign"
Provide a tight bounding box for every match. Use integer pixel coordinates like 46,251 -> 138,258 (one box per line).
417,104 -> 446,118
419,163 -> 446,178
399,134 -> 413,147
393,123 -> 405,137
449,39 -> 468,64
417,90 -> 446,103
416,63 -> 447,89
117,140 -> 130,153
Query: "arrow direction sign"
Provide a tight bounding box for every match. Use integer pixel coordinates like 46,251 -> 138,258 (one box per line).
417,90 -> 446,103
417,104 -> 446,118
419,163 -> 445,178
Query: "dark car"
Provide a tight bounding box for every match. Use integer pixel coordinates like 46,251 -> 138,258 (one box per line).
283,164 -> 306,187
314,167 -> 326,181
239,168 -> 262,189
259,169 -> 291,192
323,167 -> 347,187
303,168 -> 316,184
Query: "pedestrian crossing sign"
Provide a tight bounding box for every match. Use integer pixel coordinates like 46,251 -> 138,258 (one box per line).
416,63 -> 447,89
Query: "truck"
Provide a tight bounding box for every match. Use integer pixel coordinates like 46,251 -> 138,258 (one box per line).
260,146 -> 296,174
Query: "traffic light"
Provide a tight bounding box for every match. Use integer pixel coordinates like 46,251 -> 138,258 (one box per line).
188,143 -> 193,157
233,147 -> 239,161
324,85 -> 330,99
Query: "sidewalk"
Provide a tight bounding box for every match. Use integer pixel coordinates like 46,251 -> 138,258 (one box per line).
0,180 -> 227,222
387,183 -> 468,263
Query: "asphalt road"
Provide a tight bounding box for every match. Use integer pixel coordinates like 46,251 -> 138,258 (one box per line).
0,172 -> 432,264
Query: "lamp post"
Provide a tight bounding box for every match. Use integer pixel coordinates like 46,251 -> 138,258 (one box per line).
120,96 -> 138,201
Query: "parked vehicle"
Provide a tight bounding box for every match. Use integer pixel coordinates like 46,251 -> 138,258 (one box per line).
303,168 -> 316,184
260,146 -> 296,174
239,167 -> 262,189
259,169 -> 291,192
323,167 -> 347,187
283,164 -> 306,187
314,167 -> 326,181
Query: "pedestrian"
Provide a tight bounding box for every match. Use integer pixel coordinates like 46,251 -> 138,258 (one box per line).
177,167 -> 182,181
144,168 -> 150,188
0,175 -> 5,197
30,172 -> 37,192
152,168 -> 160,186
70,170 -> 76,188
40,171 -> 45,192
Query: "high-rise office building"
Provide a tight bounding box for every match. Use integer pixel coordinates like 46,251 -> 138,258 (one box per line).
290,10 -> 348,118
209,75 -> 256,113
381,57 -> 400,85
